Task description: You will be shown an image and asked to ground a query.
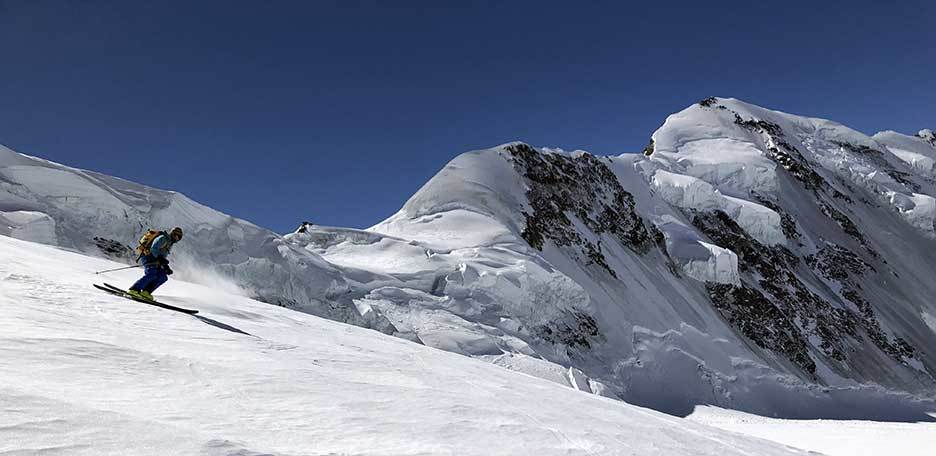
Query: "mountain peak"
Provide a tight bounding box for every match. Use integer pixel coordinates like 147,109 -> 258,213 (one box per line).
920,129 -> 936,144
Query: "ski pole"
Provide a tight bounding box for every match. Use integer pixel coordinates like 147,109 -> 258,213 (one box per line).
94,264 -> 143,275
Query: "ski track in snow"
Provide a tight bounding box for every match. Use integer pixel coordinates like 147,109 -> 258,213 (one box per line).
0,235 -> 811,456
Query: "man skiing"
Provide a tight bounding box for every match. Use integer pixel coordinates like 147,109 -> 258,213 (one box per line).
128,227 -> 183,301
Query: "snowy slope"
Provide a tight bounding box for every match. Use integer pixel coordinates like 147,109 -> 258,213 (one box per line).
4,98 -> 936,420
0,235 -> 813,456
688,406 -> 936,456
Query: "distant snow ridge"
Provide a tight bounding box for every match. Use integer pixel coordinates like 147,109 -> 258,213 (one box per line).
3,97 -> 936,420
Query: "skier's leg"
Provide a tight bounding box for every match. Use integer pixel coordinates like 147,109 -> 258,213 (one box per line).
144,269 -> 169,294
130,264 -> 159,292
129,275 -> 149,292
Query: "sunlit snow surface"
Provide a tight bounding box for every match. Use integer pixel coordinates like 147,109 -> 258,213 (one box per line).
0,236 -> 809,456
688,405 -> 936,456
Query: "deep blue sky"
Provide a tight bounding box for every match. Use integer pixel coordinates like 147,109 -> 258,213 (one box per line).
1,1 -> 933,232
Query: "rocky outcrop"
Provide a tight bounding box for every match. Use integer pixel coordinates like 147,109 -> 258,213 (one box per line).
533,310 -> 603,357
690,208 -> 918,372
706,282 -> 815,373
93,236 -> 134,261
506,144 -> 655,278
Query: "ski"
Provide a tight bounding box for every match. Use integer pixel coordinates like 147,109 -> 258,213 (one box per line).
94,283 -> 199,314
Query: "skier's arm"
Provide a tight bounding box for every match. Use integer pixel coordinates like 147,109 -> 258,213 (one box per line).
150,235 -> 171,258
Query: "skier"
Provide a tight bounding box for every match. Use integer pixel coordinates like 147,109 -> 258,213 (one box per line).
128,227 -> 183,301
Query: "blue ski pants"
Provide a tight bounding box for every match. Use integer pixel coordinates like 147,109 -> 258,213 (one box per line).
130,256 -> 168,293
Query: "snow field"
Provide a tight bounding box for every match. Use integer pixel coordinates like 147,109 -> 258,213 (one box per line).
689,405 -> 936,456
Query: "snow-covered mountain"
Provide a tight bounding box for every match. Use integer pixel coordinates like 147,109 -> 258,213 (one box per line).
290,98 -> 936,416
3,98 -> 936,420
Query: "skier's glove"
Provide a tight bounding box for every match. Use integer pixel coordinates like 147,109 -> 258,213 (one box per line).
157,257 -> 172,274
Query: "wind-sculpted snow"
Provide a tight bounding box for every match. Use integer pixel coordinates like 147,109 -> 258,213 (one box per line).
650,169 -> 785,246
4,98 -> 936,421
656,215 -> 740,285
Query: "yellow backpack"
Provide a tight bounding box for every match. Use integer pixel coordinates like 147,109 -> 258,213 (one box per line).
135,229 -> 165,258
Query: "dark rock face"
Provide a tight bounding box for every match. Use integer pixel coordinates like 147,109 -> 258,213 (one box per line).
505,144 -> 655,279
807,243 -> 872,282
807,243 -> 918,364
534,310 -> 603,357
918,129 -> 936,145
695,210 -> 849,366
817,202 -> 865,242
698,96 -> 719,108
689,209 -> 921,373
706,282 -> 816,373
734,114 -> 783,136
93,237 -> 133,261
642,139 -> 655,156
828,176 -> 858,204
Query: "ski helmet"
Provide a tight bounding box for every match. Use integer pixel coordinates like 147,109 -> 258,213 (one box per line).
170,226 -> 184,241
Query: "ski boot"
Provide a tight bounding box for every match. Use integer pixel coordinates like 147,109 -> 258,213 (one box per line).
127,289 -> 154,302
